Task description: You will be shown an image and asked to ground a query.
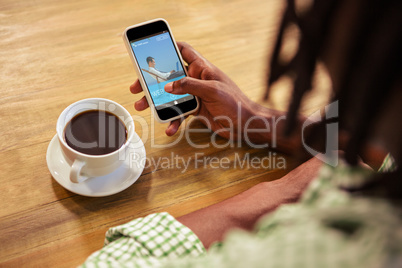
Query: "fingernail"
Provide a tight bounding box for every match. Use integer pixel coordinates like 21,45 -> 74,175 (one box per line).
165,82 -> 173,93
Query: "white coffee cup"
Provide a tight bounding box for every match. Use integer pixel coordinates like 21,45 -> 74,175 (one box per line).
56,98 -> 135,183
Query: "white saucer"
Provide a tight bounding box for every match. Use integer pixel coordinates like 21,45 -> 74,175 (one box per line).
46,133 -> 146,197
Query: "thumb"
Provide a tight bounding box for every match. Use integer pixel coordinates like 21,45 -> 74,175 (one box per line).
164,77 -> 216,99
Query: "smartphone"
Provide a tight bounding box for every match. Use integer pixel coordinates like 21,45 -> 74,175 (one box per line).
123,18 -> 199,123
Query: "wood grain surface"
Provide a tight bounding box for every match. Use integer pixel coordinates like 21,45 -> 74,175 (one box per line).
0,0 -> 330,266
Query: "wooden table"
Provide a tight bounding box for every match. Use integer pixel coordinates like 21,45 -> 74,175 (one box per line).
0,0 -> 330,266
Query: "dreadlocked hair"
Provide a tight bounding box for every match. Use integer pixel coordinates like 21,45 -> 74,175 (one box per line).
265,0 -> 402,197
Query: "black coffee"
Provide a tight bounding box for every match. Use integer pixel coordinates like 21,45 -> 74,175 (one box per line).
64,110 -> 127,155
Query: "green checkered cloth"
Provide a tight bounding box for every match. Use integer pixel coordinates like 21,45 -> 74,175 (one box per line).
81,155 -> 401,267
81,213 -> 205,267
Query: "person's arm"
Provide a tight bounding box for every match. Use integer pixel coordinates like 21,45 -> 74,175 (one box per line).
176,157 -> 322,248
131,42 -> 306,154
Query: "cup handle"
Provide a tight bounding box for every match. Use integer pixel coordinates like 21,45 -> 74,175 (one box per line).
70,159 -> 89,183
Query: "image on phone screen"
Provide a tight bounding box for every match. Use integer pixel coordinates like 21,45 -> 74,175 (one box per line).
130,31 -> 193,110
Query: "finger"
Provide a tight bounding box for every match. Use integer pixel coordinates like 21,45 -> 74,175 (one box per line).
177,42 -> 203,65
130,80 -> 143,94
165,118 -> 184,136
164,77 -> 216,99
134,96 -> 149,111
177,42 -> 216,79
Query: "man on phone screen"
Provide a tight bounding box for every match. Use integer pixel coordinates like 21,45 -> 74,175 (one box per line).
147,56 -> 184,81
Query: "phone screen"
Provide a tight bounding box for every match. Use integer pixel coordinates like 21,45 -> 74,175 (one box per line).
130,31 -> 193,110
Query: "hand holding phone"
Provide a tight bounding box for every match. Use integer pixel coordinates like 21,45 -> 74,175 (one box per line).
130,41 -> 258,139
123,19 -> 199,123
